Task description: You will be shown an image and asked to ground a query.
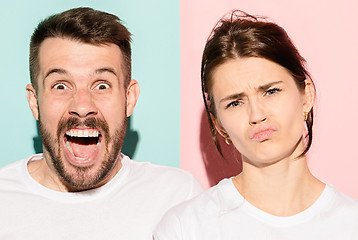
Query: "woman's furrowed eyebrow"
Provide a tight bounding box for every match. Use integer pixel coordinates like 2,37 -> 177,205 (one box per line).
258,81 -> 283,91
219,81 -> 283,103
220,92 -> 245,103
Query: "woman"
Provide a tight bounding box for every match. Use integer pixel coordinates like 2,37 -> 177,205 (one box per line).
154,11 -> 358,239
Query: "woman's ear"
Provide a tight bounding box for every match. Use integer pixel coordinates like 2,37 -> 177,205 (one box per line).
26,84 -> 39,120
303,79 -> 315,113
210,113 -> 228,138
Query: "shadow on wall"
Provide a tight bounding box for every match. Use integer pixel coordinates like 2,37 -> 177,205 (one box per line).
122,116 -> 139,158
200,109 -> 242,187
32,116 -> 139,159
33,124 -> 43,154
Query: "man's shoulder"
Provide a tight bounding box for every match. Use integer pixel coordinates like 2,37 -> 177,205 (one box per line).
122,155 -> 203,199
1,154 -> 42,173
119,156 -> 204,214
123,156 -> 198,183
162,178 -> 234,218
0,157 -> 34,193
0,158 -> 27,178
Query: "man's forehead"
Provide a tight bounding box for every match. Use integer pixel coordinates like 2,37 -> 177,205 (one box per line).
44,67 -> 119,79
38,37 -> 124,58
37,37 -> 125,83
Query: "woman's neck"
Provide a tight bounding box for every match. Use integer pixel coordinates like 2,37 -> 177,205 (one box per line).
233,156 -> 325,216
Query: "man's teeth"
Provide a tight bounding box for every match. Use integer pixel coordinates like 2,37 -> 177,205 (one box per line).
66,129 -> 99,137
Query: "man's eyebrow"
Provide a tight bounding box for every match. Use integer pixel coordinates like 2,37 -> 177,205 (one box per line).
42,67 -> 118,84
95,67 -> 117,77
219,81 -> 284,103
44,68 -> 68,79
43,68 -> 68,85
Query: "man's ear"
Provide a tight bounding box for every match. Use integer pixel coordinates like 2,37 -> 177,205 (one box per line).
303,79 -> 315,113
26,84 -> 39,120
210,113 -> 228,138
126,79 -> 140,117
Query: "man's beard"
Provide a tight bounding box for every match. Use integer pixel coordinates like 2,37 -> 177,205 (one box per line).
38,115 -> 127,192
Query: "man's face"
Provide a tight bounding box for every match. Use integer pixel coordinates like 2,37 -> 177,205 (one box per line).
27,37 -> 138,191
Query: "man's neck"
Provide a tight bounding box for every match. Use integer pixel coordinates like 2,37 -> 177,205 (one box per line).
27,154 -> 123,192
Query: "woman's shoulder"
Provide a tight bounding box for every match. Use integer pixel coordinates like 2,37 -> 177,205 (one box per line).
330,184 -> 358,206
314,184 -> 358,236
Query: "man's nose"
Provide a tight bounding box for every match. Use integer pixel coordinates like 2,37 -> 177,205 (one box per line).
68,89 -> 97,118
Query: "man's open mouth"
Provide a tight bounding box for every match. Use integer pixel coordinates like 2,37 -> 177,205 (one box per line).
65,128 -> 102,162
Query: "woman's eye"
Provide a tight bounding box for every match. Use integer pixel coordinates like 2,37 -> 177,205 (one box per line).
265,88 -> 281,96
96,82 -> 110,90
226,100 -> 242,109
53,83 -> 68,90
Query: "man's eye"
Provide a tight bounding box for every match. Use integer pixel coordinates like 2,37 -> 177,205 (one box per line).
265,88 -> 281,96
96,83 -> 110,90
53,83 -> 68,90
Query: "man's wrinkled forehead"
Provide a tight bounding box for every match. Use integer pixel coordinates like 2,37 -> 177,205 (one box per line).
36,38 -> 125,89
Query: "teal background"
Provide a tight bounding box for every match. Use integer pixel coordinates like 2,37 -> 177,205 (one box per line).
0,0 -> 180,167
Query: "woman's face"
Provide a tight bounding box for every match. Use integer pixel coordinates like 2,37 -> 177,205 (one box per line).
211,57 -> 314,167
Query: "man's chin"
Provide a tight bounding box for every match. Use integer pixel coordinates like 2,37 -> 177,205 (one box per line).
59,159 -> 111,191
50,145 -> 115,191
50,138 -> 121,191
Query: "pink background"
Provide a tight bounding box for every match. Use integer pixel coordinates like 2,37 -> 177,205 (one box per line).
180,0 -> 358,198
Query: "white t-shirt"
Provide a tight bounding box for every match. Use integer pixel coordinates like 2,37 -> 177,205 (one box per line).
0,154 -> 203,240
154,178 -> 358,240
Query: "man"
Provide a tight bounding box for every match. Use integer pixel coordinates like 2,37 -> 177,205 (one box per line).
0,7 -> 202,239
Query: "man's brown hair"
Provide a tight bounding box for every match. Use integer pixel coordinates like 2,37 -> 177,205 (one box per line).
29,7 -> 132,91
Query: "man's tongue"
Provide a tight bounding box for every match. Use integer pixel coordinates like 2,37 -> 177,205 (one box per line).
67,138 -> 98,159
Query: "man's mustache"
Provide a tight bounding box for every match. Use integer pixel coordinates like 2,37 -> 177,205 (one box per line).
57,117 -> 110,138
